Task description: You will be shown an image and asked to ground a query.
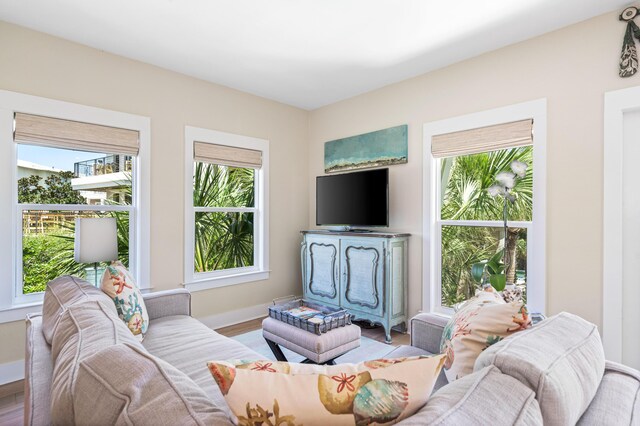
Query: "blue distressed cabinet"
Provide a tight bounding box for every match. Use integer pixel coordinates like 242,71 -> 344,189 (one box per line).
300,230 -> 409,343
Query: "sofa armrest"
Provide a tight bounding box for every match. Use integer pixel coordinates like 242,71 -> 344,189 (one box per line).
410,313 -> 448,354
25,314 -> 53,426
604,360 -> 640,381
143,289 -> 191,320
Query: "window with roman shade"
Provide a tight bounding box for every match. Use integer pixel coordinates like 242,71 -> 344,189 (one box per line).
431,119 -> 532,158
193,141 -> 261,169
431,118 -> 535,311
185,127 -> 270,290
13,112 -> 140,299
14,112 -> 139,154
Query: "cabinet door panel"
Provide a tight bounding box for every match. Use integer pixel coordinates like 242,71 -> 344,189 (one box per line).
305,239 -> 339,304
341,240 -> 384,316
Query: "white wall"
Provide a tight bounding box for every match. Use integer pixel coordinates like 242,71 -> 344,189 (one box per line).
308,10 -> 640,330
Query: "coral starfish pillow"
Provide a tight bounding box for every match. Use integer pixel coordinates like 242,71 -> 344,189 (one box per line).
440,289 -> 532,382
100,260 -> 149,341
207,355 -> 445,426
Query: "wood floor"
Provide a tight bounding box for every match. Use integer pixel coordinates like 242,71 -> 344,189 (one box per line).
0,390 -> 23,426
0,317 -> 409,425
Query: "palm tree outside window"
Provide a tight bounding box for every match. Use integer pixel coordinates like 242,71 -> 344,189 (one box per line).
438,146 -> 533,307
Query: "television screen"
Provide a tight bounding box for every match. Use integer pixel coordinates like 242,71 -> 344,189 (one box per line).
316,168 -> 388,227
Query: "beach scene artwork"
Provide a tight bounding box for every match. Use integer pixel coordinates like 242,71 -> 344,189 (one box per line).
324,125 -> 408,173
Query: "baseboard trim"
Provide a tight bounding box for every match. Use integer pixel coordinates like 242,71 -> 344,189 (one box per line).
0,359 -> 24,386
0,379 -> 23,399
199,302 -> 271,330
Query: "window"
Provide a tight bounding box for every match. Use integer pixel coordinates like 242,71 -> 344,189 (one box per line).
17,144 -> 133,300
438,146 -> 532,308
184,127 -> 269,291
0,90 -> 150,321
423,100 -> 546,316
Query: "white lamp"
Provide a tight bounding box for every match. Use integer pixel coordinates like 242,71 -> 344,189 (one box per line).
74,217 -> 118,286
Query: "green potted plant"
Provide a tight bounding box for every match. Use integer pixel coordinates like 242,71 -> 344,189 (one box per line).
471,250 -> 506,291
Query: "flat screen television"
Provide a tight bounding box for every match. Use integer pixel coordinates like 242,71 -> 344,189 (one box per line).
316,168 -> 389,228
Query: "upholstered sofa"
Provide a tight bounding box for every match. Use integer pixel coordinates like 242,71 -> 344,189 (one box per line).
25,276 -> 640,425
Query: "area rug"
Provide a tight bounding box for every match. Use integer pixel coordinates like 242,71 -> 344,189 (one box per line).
230,328 -> 395,364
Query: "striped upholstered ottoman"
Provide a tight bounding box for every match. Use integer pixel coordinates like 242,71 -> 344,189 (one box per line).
262,317 -> 361,365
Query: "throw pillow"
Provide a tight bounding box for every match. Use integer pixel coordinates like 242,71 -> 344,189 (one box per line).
100,260 -> 149,340
207,355 -> 446,426
440,289 -> 531,382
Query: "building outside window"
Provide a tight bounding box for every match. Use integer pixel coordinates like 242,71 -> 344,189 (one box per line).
17,143 -> 134,297
0,91 -> 150,321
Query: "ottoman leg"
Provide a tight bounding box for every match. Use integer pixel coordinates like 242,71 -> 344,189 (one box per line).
265,338 -> 288,362
300,358 -> 337,365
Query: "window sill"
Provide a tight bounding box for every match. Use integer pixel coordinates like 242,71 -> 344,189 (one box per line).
183,270 -> 270,292
0,301 -> 43,324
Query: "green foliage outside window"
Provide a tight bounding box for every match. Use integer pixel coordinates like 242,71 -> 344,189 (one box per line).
193,162 -> 255,272
21,209 -> 130,294
18,171 -> 86,204
20,171 -> 130,293
440,146 -> 532,306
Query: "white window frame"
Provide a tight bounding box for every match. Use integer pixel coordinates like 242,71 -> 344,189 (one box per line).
602,85 -> 640,363
0,90 -> 151,323
184,126 -> 269,291
423,99 -> 547,316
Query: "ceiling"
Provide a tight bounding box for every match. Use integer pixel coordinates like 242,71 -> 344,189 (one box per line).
0,0 -> 631,110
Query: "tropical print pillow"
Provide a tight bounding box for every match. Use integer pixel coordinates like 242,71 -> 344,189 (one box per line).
100,260 -> 149,341
440,288 -> 531,382
207,354 -> 446,426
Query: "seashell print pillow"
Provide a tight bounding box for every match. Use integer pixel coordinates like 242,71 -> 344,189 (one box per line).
207,355 -> 445,426
100,260 -> 149,341
440,288 -> 532,382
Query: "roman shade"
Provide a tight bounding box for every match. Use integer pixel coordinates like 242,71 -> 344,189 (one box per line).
14,113 -> 139,155
194,141 -> 262,169
431,119 -> 532,158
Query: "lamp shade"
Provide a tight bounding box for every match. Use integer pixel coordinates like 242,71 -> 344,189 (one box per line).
74,217 -> 118,263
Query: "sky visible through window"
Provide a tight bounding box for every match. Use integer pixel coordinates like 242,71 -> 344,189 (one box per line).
18,145 -> 107,171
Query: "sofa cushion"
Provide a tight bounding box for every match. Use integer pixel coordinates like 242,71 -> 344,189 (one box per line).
395,365 -> 542,425
474,312 -> 605,426
142,315 -> 263,418
440,290 -> 531,381
50,300 -> 145,425
74,343 -> 233,425
383,344 -> 449,394
577,361 -> 640,425
208,355 -> 446,426
101,260 -> 149,340
42,275 -> 116,344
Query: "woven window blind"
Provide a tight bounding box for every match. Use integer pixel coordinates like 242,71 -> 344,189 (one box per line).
14,113 -> 139,155
194,141 -> 262,169
431,119 -> 533,158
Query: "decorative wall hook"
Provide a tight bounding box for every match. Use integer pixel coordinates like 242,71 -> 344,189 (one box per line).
620,6 -> 639,21
620,6 -> 640,77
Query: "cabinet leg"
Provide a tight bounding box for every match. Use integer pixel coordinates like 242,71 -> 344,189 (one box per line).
383,326 -> 392,344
